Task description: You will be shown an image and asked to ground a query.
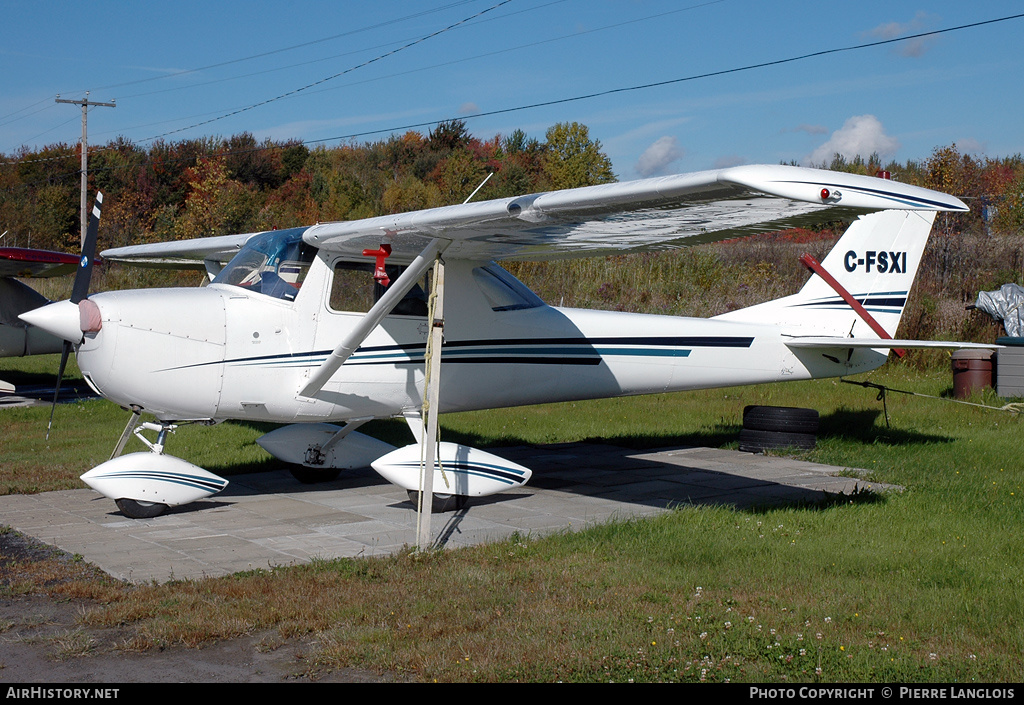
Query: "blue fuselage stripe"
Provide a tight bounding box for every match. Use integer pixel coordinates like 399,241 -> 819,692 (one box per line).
163,336 -> 751,372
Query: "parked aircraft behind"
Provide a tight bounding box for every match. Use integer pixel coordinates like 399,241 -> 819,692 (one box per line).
1,246 -> 87,359
1,237 -> 105,394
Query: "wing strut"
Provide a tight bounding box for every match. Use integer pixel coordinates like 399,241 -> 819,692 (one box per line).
298,238 -> 449,397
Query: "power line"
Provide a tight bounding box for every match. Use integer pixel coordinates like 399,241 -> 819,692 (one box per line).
97,0 -> 717,141
109,1 -> 573,105
0,1 -> 503,137
301,12 -> 1024,146
87,0 -> 485,94
133,0 -> 513,144
5,11 -> 1023,175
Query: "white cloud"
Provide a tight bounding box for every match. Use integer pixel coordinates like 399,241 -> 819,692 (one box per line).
804,115 -> 900,166
864,11 -> 939,58
634,136 -> 685,177
955,138 -> 987,156
459,102 -> 480,115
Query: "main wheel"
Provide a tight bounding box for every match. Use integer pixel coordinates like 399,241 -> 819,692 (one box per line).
289,466 -> 342,484
115,498 -> 168,519
407,490 -> 467,513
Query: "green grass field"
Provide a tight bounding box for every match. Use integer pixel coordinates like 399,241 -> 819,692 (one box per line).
1,352 -> 1022,682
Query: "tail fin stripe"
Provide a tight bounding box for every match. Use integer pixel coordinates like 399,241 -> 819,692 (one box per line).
793,296 -> 907,310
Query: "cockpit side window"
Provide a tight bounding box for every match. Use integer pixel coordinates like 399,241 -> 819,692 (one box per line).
213,228 -> 316,302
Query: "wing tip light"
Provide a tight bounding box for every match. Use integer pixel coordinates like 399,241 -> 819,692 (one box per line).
720,164 -> 968,213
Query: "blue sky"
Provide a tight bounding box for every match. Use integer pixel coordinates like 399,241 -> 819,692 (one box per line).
2,0 -> 1021,180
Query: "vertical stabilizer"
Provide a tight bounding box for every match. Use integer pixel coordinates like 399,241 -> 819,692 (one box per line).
713,209 -> 937,338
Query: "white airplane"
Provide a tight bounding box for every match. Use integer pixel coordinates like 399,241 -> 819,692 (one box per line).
21,165 -> 989,520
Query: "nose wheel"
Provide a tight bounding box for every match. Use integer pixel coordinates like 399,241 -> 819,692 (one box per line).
81,411 -> 228,519
115,498 -> 168,519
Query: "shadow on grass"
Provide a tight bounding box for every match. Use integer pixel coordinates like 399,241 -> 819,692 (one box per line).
433,409 -> 955,453
0,366 -> 94,402
193,407 -> 944,519
741,484 -> 887,515
210,407 -> 954,479
816,408 -> 956,445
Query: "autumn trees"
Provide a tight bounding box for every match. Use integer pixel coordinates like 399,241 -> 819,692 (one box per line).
0,120 -> 619,255
3,120 -> 1024,257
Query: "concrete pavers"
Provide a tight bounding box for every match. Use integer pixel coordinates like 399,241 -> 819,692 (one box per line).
0,444 -> 895,583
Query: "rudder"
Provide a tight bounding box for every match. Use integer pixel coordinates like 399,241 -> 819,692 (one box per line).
713,209 -> 937,338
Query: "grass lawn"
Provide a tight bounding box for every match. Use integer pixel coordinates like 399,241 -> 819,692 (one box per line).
1,354 -> 1022,682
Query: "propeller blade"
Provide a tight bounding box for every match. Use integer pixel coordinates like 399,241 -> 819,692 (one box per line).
71,192 -> 102,304
46,341 -> 71,440
47,191 -> 102,438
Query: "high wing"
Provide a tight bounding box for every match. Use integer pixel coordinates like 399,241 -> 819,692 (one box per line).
100,165 -> 968,267
303,164 -> 967,261
99,232 -> 256,274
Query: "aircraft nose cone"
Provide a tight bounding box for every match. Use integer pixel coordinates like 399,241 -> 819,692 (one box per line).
18,300 -> 85,343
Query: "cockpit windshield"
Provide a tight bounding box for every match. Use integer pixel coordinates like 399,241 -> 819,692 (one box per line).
213,227 -> 317,301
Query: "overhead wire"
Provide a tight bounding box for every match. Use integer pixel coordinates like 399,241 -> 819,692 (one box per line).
0,1 -> 513,143
286,12 -> 1024,149
103,0 -> 723,139
86,0 -> 484,94
4,10 -> 1023,179
131,0 -> 514,144
110,0 -> 572,103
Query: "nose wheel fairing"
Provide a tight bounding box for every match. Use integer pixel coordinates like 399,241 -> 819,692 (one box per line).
80,452 -> 229,518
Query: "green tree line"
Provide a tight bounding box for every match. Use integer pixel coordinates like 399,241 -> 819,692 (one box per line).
3,120 -> 1024,256
0,120 -> 614,254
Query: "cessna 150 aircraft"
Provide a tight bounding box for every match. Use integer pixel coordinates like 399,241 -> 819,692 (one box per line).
21,164 -> 989,520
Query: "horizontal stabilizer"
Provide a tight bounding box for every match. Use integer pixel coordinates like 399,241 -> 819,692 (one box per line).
785,337 -> 999,350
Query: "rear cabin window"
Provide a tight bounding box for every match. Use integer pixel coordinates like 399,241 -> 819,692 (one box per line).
472,265 -> 543,311
327,261 -> 541,315
329,262 -> 429,316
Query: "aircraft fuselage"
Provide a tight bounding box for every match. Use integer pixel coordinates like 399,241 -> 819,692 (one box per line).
74,254 -> 877,422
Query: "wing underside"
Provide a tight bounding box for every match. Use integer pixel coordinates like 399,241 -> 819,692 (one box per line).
101,164 -> 968,267
303,164 -> 967,262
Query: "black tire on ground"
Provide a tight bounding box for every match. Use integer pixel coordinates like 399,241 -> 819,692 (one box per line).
289,467 -> 342,484
407,490 -> 468,513
115,498 -> 168,519
737,428 -> 817,453
742,405 -> 819,434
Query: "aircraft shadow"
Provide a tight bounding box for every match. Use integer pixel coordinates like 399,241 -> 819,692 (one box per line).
201,408 -> 951,519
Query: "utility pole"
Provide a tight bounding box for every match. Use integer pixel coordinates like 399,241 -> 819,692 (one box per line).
56,92 -> 115,248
